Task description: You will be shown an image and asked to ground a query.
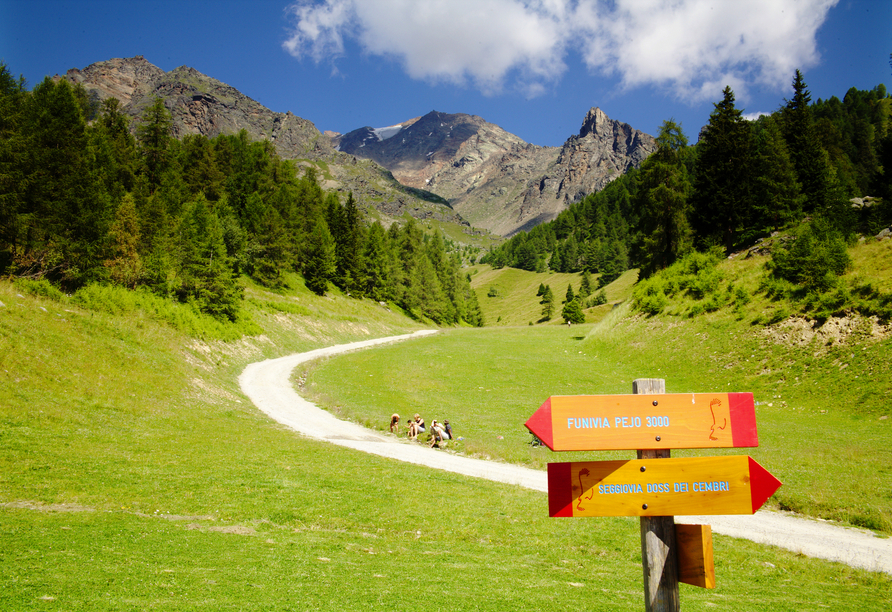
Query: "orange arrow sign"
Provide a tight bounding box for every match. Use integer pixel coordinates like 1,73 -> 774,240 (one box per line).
548,456 -> 781,517
526,393 -> 758,451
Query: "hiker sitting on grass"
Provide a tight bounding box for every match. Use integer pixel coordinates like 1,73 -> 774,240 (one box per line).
407,413 -> 426,440
429,420 -> 450,448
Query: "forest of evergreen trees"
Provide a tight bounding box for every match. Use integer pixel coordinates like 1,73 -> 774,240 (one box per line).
482,71 -> 892,292
0,64 -> 483,327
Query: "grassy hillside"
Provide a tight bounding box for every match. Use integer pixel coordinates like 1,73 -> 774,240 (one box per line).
469,265 -> 638,326
2,245 -> 891,610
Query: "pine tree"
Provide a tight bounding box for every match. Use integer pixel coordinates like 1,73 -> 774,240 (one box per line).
691,86 -> 754,251
175,195 -> 241,320
562,298 -> 585,324
0,62 -> 27,270
633,119 -> 693,276
336,192 -> 365,295
750,116 -> 804,236
303,217 -> 337,296
540,285 -> 554,321
19,77 -> 109,285
781,71 -> 840,211
93,97 -> 138,197
579,270 -> 593,298
406,254 -> 448,323
565,283 -> 575,304
246,196 -> 289,289
361,221 -> 390,301
136,97 -> 173,192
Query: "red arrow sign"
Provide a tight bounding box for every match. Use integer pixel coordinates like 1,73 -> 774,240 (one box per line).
526,393 -> 758,451
548,456 -> 781,517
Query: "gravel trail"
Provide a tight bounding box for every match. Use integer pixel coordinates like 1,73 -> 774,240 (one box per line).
238,331 -> 892,575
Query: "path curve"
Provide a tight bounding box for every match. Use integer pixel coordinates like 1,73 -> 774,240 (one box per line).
238,332 -> 892,575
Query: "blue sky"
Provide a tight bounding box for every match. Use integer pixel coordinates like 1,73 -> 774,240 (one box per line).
1,0 -> 889,147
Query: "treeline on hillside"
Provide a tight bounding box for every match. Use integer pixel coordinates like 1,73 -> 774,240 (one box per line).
482,71 -> 892,297
0,64 -> 483,326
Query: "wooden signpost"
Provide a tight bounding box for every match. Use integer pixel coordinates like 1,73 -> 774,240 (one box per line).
547,456 -> 782,518
525,392 -> 759,451
527,379 -> 782,612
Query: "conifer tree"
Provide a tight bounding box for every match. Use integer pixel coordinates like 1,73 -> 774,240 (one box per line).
633,119 -> 693,276
562,298 -> 585,324
104,193 -> 143,288
565,283 -> 575,304
136,97 -> 173,192
781,71 -> 843,216
94,97 -> 138,196
336,192 -> 365,295
691,86 -> 753,251
406,254 -> 448,322
303,217 -> 337,296
361,221 -> 390,301
579,269 -> 592,298
175,195 -> 241,320
20,77 -> 109,285
0,62 -> 27,270
750,116 -> 804,235
540,285 -> 554,321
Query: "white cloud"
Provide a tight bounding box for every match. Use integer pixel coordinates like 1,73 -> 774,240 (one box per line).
283,0 -> 838,102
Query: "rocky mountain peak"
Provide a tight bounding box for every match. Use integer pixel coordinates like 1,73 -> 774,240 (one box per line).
578,106 -> 610,138
64,55 -> 165,105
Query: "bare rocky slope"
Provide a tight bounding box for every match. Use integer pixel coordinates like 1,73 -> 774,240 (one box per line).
63,56 -> 468,229
335,108 -> 656,235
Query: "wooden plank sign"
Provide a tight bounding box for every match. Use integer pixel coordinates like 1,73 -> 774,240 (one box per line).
547,456 -> 781,518
675,524 -> 716,589
526,393 -> 758,451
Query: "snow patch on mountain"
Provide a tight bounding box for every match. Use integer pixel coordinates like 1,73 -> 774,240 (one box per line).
372,125 -> 403,141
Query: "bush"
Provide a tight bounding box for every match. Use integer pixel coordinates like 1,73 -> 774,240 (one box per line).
677,248 -> 724,299
70,282 -> 261,340
768,218 -> 851,294
14,278 -> 66,302
633,278 -> 669,316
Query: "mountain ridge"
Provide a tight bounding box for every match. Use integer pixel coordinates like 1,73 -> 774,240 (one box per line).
62,56 -> 469,230
335,107 -> 656,235
63,56 -> 656,237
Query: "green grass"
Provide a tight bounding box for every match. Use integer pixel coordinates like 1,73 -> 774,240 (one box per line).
2,271 -> 891,610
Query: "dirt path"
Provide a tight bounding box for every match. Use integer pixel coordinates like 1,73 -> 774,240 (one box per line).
238,331 -> 892,575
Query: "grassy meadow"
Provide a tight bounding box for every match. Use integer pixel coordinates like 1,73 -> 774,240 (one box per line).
2,241 -> 892,609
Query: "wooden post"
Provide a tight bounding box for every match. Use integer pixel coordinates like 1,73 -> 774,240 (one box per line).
634,378 -> 679,612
